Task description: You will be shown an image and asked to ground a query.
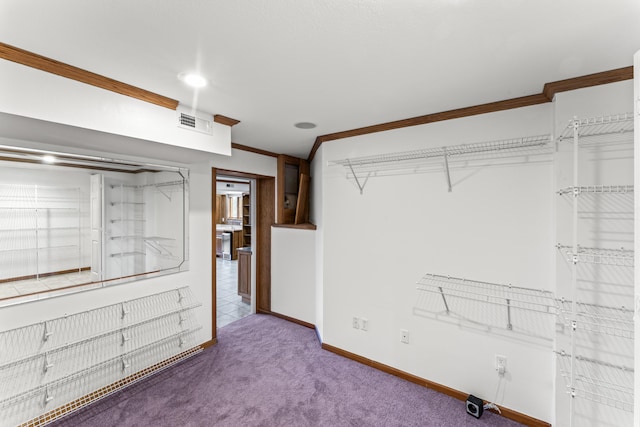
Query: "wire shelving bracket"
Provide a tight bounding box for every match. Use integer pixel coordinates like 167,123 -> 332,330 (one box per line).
331,134 -> 552,194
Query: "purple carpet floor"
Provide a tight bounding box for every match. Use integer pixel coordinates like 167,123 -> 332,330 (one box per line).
51,314 -> 525,426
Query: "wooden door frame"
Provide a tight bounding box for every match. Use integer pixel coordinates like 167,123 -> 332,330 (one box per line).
211,168 -> 275,343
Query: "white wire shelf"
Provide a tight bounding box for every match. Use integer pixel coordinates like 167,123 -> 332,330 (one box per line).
0,303 -> 201,372
109,251 -> 146,258
0,286 -> 202,426
415,273 -> 556,331
0,286 -> 199,364
556,244 -> 634,267
556,299 -> 634,339
331,134 -> 552,193
0,327 -> 202,408
0,244 -> 79,253
556,351 -> 634,412
557,185 -> 634,196
110,202 -> 146,206
558,113 -> 634,141
110,235 -> 175,242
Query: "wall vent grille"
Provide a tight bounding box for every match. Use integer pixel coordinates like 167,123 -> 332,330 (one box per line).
177,112 -> 212,135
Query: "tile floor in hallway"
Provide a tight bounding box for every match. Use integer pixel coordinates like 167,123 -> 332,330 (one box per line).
217,257 -> 251,328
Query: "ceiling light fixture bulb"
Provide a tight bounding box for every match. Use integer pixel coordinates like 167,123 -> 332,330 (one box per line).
179,73 -> 207,88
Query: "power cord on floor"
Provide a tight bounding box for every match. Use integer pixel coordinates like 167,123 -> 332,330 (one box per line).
483,402 -> 502,414
484,367 -> 505,415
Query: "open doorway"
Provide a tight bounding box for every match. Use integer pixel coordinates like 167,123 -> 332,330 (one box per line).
215,175 -> 253,327
211,167 -> 274,342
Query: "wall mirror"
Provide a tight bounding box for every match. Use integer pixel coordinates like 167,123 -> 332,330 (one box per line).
0,145 -> 189,306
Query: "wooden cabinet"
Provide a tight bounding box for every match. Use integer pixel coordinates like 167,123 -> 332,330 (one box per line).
242,194 -> 251,247
276,155 -> 310,224
215,228 -> 243,260
237,247 -> 251,303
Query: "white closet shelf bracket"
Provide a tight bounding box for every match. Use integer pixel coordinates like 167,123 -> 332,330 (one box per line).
346,159 -> 370,195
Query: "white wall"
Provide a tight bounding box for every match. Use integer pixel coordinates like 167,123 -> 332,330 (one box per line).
311,80 -> 635,425
0,60 -> 231,156
271,227 -> 315,325
318,103 -> 556,422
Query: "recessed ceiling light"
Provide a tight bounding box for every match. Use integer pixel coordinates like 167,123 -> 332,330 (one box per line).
294,122 -> 317,129
42,155 -> 56,164
178,72 -> 208,88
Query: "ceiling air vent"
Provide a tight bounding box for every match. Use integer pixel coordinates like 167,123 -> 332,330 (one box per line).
177,111 -> 212,135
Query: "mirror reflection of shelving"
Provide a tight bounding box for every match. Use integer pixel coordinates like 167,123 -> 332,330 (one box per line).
0,151 -> 189,304
103,173 -> 185,281
0,184 -> 90,296
106,184 -> 146,279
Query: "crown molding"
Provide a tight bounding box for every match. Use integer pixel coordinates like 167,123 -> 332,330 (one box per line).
231,142 -> 279,158
307,67 -> 634,162
542,66 -> 633,101
214,114 -> 241,127
0,42 -> 179,110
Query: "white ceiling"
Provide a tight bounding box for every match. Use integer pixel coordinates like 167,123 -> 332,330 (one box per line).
1,0 -> 639,159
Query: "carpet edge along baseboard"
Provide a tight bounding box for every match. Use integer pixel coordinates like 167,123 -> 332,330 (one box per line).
321,342 -> 551,427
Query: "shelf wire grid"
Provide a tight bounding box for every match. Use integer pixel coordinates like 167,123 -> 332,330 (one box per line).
558,113 -> 634,142
556,351 -> 633,412
0,303 -> 201,400
1,328 -> 201,427
0,286 -> 198,365
415,273 -> 556,333
0,286 -> 201,426
556,244 -> 634,268
332,134 -> 552,171
556,299 -> 634,339
556,185 -> 634,196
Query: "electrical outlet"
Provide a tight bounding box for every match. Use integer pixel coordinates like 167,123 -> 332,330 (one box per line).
360,318 -> 368,331
400,329 -> 409,344
352,316 -> 360,329
495,354 -> 507,375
